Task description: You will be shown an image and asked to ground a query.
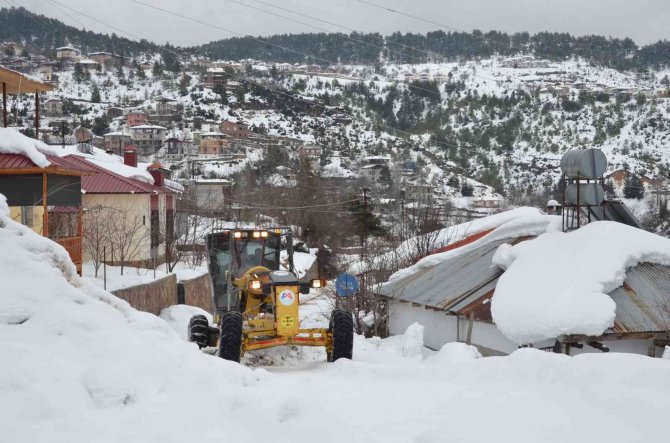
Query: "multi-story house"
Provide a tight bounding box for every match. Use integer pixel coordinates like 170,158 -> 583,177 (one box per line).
103,132 -> 133,155
126,110 -> 148,127
131,125 -> 167,157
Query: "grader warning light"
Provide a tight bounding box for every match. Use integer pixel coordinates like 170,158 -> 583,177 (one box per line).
311,279 -> 327,288
188,227 -> 353,364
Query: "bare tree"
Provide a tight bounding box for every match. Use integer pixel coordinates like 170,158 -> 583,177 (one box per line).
107,203 -> 149,275
82,205 -> 113,277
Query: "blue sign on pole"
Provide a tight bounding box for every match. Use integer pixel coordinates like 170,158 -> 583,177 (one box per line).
335,273 -> 359,297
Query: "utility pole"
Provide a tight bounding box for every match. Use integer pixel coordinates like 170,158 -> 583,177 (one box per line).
61,120 -> 66,150
361,187 -> 369,262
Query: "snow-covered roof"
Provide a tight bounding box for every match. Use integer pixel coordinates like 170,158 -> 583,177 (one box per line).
193,178 -> 232,184
0,127 -> 58,168
491,221 -> 670,343
131,124 -> 167,130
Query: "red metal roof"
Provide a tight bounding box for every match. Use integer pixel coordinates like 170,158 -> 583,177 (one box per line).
0,153 -> 88,175
62,155 -> 173,194
0,153 -> 35,169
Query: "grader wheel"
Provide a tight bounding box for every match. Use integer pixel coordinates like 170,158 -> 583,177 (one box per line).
218,311 -> 243,362
328,309 -> 354,362
188,315 -> 209,349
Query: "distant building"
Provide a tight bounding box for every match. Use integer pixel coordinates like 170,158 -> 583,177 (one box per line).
203,68 -> 229,88
87,52 -> 124,67
106,106 -> 123,119
220,120 -> 249,139
43,98 -> 63,117
103,132 -> 133,156
299,144 -> 322,158
360,164 -> 385,184
56,46 -> 81,63
163,137 -> 196,160
473,196 -> 503,210
130,125 -> 168,157
188,178 -> 233,213
199,132 -> 229,156
155,97 -> 178,116
405,183 -> 437,204
76,59 -> 100,70
127,110 -> 148,127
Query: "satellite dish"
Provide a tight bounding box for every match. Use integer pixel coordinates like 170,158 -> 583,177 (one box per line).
73,126 -> 94,143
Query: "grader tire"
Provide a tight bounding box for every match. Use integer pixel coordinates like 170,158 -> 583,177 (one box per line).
218,311 -> 243,362
329,309 -> 354,362
188,315 -> 209,349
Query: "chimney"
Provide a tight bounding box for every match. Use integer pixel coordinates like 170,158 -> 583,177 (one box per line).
123,146 -> 137,168
148,163 -> 164,187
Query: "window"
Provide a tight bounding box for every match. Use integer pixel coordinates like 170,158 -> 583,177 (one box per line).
21,206 -> 33,226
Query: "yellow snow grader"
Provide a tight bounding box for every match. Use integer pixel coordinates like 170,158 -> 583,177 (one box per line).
187,227 -> 353,363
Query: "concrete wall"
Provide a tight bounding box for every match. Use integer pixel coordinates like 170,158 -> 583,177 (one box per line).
389,302 -> 664,357
180,273 -> 214,313
112,274 -> 177,316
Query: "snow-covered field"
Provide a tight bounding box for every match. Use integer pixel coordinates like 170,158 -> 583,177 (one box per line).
2,193 -> 670,443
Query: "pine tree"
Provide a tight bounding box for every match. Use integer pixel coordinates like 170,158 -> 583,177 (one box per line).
623,174 -> 645,199
73,63 -> 84,83
152,61 -> 163,78
91,85 -> 101,103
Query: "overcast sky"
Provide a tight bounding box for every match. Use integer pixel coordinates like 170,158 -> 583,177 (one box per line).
17,0 -> 670,47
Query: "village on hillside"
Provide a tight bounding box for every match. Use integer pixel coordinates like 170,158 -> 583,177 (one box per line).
2,3 -> 670,443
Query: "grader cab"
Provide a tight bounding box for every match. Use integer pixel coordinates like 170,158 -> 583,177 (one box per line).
187,227 -> 353,363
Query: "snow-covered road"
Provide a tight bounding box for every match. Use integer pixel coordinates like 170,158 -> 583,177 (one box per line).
2,196 -> 670,443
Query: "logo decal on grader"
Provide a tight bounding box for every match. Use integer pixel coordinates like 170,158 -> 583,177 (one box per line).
278,289 -> 296,306
280,315 -> 295,328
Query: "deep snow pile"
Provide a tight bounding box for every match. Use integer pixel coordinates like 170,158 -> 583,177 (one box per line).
0,194 -> 260,443
492,221 -> 670,344
0,127 -> 58,167
384,207 -> 562,282
2,193 -> 670,443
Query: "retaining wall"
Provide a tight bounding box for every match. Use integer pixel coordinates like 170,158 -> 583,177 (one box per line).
112,274 -> 178,316
179,273 -> 214,313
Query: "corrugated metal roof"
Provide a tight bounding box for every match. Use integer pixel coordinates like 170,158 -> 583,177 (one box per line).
378,238 -> 514,311
382,233 -> 670,336
0,153 -> 35,169
0,153 -> 88,174
608,262 -> 670,334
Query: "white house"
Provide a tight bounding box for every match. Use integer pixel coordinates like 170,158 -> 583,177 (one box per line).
378,208 -> 670,358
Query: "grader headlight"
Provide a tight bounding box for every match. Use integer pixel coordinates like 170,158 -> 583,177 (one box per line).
249,280 -> 262,290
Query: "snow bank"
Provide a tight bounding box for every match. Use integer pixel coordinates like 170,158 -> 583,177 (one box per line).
0,127 -> 58,168
386,209 -> 561,282
159,305 -> 213,340
0,197 -> 262,443
428,342 -> 483,365
492,221 -> 670,344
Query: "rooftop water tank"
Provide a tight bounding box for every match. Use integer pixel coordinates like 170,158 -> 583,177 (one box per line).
566,183 -> 605,206
560,149 -> 607,179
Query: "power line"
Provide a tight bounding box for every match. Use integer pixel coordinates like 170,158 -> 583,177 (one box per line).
45,0 -> 88,29
124,0 -> 478,151
231,0 -> 441,64
50,0 -> 147,41
356,0 -> 653,89
246,0 -> 438,60
41,0 -> 470,154
355,0 -> 510,48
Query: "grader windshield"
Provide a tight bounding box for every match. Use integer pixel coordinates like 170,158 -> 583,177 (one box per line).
205,229 -> 287,312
